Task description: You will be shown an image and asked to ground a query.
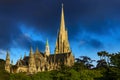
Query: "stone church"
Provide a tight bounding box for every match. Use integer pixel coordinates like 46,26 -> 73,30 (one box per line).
5,4 -> 74,74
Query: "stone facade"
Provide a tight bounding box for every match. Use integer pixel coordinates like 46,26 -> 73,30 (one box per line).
5,4 -> 74,74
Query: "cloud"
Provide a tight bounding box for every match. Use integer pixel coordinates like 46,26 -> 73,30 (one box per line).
0,0 -> 120,54
12,33 -> 45,51
89,39 -> 104,49
0,19 -> 45,53
0,19 -> 21,50
0,49 -> 6,55
79,38 -> 104,49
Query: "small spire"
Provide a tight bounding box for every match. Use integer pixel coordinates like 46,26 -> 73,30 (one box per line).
5,50 -> 10,73
46,39 -> 49,46
45,39 -> 50,56
29,46 -> 33,56
6,50 -> 10,60
35,46 -> 39,53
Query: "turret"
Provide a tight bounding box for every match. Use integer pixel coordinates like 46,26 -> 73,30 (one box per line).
45,39 -> 50,56
28,47 -> 36,73
5,51 -> 10,73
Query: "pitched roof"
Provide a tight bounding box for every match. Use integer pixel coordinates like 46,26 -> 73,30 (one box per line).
48,52 -> 71,63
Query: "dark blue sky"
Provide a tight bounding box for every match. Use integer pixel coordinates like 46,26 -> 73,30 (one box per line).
0,0 -> 120,63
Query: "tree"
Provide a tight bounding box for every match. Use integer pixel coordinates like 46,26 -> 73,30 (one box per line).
110,52 -> 120,68
97,51 -> 109,61
97,52 -> 102,60
102,67 -> 120,80
97,51 -> 110,68
75,56 -> 95,69
96,59 -> 107,68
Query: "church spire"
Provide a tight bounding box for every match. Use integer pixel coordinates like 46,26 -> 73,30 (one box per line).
5,50 -> 10,73
54,4 -> 71,54
28,46 -> 36,73
60,3 -> 65,34
35,46 -> 39,53
45,39 -> 50,56
29,46 -> 33,56
6,51 -> 10,60
46,39 -> 49,46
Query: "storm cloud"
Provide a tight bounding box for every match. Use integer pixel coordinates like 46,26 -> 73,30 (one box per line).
0,0 -> 120,56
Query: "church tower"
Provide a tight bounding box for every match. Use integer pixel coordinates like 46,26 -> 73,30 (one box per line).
5,51 -> 10,73
28,47 -> 36,73
45,39 -> 50,56
55,4 -> 70,54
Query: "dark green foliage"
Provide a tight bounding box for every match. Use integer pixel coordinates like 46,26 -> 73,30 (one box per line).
79,70 -> 103,80
0,59 -> 10,80
96,59 -> 107,68
10,73 -> 31,80
102,67 -> 120,80
0,59 -> 5,69
97,51 -> 109,60
31,71 -> 52,80
75,56 -> 95,69
0,70 -> 10,80
72,62 -> 86,71
110,53 -> 120,68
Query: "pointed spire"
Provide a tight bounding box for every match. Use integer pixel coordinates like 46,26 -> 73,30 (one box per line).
60,3 -> 65,34
28,46 -> 36,73
35,46 -> 39,53
54,4 -> 71,54
6,50 -> 10,60
46,39 -> 49,46
29,46 -> 33,56
5,50 -> 10,73
45,39 -> 50,56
